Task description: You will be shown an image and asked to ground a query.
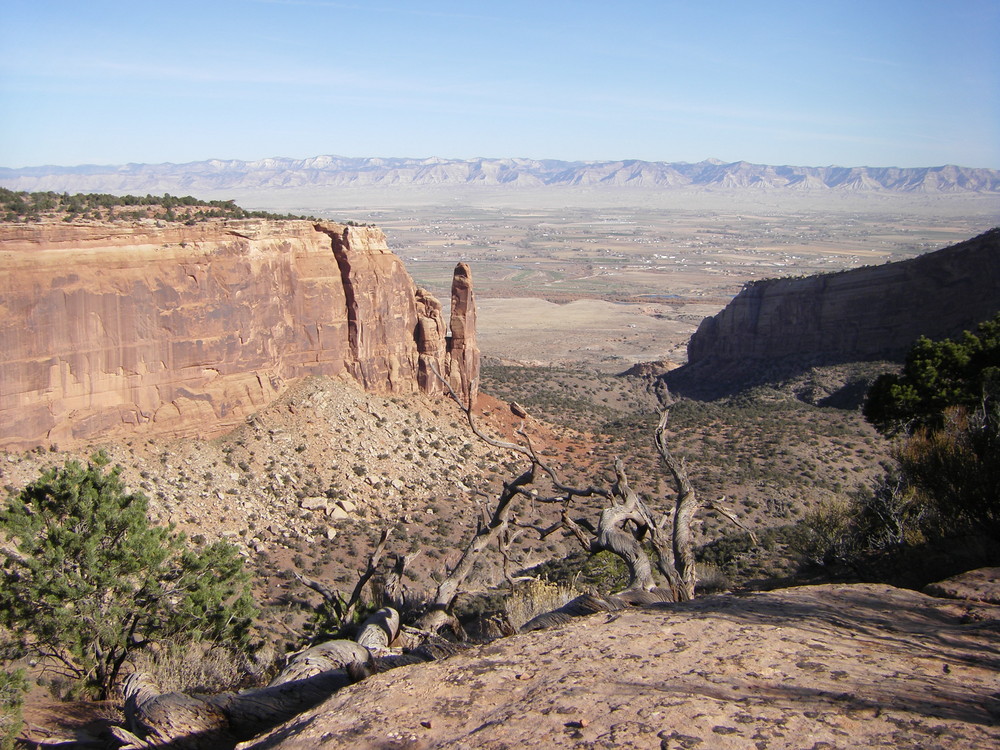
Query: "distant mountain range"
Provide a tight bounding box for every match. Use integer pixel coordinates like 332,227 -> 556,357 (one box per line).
2,156 -> 998,195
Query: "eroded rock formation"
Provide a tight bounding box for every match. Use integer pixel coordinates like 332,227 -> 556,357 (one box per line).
668,228 -> 1000,395
445,262 -> 479,405
0,220 -> 478,450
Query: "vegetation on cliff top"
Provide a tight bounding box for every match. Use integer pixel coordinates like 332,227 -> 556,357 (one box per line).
0,188 -> 315,224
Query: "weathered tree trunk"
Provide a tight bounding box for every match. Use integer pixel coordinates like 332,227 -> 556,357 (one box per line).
121,636 -> 372,747
377,552 -> 417,610
120,603 -> 407,750
121,673 -> 234,748
415,468 -> 535,633
519,588 -> 675,632
268,640 -> 371,686
112,628 -> 465,748
355,607 -> 401,652
655,409 -> 700,600
519,593 -> 631,632
560,460 -> 660,593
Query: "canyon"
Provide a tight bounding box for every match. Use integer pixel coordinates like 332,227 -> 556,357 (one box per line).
4,217 -> 997,450
3,207 -> 999,749
0,220 -> 478,451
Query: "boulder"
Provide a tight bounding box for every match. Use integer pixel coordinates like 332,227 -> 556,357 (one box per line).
299,497 -> 330,513
924,567 -> 1000,605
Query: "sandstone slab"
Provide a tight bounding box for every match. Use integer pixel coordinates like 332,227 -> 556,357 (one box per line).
924,567 -> 1000,605
239,583 -> 1000,749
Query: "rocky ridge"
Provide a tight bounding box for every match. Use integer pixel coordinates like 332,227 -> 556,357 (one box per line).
0,219 -> 478,451
668,228 -> 1000,396
2,156 -> 997,195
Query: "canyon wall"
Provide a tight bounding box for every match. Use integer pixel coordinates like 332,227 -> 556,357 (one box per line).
0,220 -> 478,450
668,228 -> 1000,395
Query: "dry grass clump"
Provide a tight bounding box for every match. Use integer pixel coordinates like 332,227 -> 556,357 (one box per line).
694,563 -> 730,594
128,641 -> 279,695
503,580 -> 580,631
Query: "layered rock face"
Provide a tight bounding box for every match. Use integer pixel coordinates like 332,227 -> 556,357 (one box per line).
669,228 -> 1000,394
0,220 -> 479,450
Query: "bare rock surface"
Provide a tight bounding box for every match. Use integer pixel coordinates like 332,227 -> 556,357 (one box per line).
239,583 -> 1000,749
925,567 -> 1000,606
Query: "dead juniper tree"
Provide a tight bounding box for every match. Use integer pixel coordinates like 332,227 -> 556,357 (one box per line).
427,364 -> 754,607
292,527 -> 416,639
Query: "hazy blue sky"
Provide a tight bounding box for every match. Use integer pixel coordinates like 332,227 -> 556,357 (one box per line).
2,0 -> 998,168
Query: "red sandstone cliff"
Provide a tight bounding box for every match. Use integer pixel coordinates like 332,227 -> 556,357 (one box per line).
0,220 -> 478,450
667,228 -> 1000,395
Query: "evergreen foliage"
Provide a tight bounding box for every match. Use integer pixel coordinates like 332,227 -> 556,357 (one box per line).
864,312 -> 1000,435
861,313 -> 1000,538
800,314 -> 1000,577
0,669 -> 27,750
0,453 -> 258,699
0,187 -> 315,223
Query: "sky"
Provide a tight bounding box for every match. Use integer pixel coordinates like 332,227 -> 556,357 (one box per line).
1,0 -> 998,169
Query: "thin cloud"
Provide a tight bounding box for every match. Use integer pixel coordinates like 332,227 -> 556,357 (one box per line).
1,55 -> 487,100
246,0 -> 501,23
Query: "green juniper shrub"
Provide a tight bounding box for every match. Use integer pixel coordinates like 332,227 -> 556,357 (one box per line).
0,668 -> 27,750
0,453 -> 258,699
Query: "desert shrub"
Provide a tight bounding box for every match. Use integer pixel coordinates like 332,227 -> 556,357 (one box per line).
795,404 -> 1000,578
847,468 -> 930,549
697,530 -> 759,568
579,550 -> 631,592
521,549 -> 633,594
0,453 -> 258,699
695,526 -> 804,584
896,404 -> 1000,537
789,467 -> 931,564
861,314 -> 1000,543
694,563 -> 730,594
787,499 -> 858,566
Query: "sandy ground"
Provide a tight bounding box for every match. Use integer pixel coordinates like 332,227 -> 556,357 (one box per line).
475,298 -> 712,370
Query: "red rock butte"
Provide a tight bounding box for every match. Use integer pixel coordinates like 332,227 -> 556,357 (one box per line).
0,220 -> 479,451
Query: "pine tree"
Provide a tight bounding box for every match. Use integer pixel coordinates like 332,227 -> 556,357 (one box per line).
0,453 -> 257,699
